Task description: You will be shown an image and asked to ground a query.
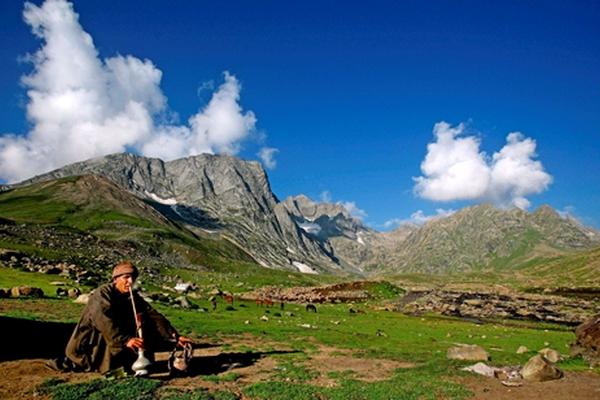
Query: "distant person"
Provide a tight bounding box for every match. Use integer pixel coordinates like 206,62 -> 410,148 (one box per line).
47,261 -> 192,373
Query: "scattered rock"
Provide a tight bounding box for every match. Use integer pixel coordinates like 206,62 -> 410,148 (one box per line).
260,315 -> 269,321
67,288 -> 81,299
10,286 -> 44,298
521,354 -> 563,382
447,344 -> 490,361
461,362 -> 497,377
538,348 -> 562,363
516,345 -> 529,354
74,294 -> 90,304
0,288 -> 9,298
175,296 -> 191,309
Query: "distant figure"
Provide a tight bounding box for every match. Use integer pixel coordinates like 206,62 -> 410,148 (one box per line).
46,261 -> 192,374
306,304 -> 317,313
222,293 -> 234,305
264,297 -> 273,308
280,301 -> 285,310
209,296 -> 217,311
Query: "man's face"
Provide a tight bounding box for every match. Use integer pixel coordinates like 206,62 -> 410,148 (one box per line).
114,273 -> 135,294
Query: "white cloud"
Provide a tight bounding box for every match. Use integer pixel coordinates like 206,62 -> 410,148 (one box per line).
340,201 -> 368,220
414,122 -> 552,209
318,190 -> 367,220
0,0 -> 259,183
320,190 -> 332,203
383,208 -> 455,229
257,147 -> 279,169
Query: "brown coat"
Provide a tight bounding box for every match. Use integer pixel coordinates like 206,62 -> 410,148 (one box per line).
65,282 -> 177,373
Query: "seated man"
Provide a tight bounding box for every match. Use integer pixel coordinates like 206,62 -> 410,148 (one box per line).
49,261 -> 191,373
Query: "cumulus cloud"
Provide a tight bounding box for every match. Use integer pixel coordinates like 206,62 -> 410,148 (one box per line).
414,122 -> 552,209
340,201 -> 368,220
383,208 -> 455,229
0,0 -> 259,183
257,147 -> 279,169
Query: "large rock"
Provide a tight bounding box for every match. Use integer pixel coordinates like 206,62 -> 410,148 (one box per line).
538,348 -> 562,363
10,286 -> 44,298
447,344 -> 490,361
521,354 -> 563,382
74,294 -> 90,304
572,313 -> 600,366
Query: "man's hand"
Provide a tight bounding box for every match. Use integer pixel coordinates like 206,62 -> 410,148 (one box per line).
176,335 -> 193,347
126,337 -> 144,351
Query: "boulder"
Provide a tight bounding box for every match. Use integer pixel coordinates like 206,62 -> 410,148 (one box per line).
521,354 -> 563,382
538,348 -> 562,363
74,294 -> 90,304
516,345 -> 529,354
447,344 -> 490,361
0,288 -> 9,298
67,288 -> 81,299
56,287 -> 68,297
10,286 -> 44,298
572,314 -> 600,366
175,296 -> 191,309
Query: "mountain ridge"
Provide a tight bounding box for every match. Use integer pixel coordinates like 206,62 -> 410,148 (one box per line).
2,152 -> 599,276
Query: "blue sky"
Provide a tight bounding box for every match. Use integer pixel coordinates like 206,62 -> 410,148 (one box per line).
0,0 -> 599,229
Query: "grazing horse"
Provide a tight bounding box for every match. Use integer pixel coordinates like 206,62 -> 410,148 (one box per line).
256,296 -> 274,307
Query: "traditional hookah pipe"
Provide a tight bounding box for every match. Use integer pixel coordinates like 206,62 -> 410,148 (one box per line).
128,286 -> 151,376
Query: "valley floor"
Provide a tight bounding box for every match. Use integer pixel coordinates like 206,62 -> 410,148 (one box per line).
1,336 -> 599,400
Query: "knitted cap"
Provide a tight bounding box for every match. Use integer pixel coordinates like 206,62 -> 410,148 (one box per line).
111,261 -> 138,280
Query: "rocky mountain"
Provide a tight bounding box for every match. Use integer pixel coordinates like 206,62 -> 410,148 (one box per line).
3,153 -> 599,277
281,195 -> 418,271
8,153 -> 347,274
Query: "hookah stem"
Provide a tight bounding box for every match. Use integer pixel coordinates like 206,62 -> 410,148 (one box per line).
128,286 -> 143,339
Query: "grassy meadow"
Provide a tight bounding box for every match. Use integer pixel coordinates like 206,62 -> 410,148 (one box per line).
0,269 -> 592,400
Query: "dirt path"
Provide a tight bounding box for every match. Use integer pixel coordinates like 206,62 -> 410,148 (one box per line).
458,372 -> 600,400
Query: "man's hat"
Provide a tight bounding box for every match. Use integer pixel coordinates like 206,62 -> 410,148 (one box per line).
112,261 -> 138,280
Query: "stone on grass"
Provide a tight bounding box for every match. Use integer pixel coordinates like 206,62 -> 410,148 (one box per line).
521,354 -> 563,382
10,286 -> 44,298
461,362 -> 497,377
74,294 -> 90,304
516,346 -> 529,354
538,348 -> 562,363
447,344 -> 490,361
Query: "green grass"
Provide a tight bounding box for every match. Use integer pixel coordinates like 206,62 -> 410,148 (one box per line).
36,377 -> 161,400
244,362 -> 471,400
0,266 -> 80,296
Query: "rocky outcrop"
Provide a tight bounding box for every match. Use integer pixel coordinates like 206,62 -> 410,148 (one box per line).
240,281 -> 383,304
571,314 -> 600,366
397,290 -> 596,325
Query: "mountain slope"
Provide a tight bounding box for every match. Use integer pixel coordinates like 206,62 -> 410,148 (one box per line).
10,153 -> 346,274
0,175 -> 257,278
377,204 -> 600,273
